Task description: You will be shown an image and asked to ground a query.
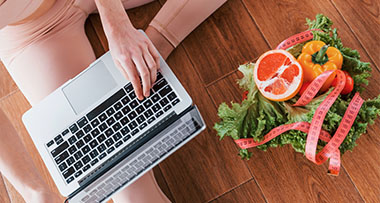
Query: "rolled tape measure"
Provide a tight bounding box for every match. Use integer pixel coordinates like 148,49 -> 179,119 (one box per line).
235,31 -> 364,175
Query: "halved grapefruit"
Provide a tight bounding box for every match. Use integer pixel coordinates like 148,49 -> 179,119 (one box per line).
253,50 -> 303,101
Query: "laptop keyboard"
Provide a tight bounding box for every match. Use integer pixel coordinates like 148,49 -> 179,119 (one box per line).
47,72 -> 180,184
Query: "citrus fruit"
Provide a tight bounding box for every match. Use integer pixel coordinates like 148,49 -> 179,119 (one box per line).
253,50 -> 303,101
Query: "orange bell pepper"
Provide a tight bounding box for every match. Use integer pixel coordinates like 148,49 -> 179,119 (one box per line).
297,41 -> 343,92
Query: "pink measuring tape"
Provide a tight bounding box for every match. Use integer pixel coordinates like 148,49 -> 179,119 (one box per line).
235,30 -> 364,175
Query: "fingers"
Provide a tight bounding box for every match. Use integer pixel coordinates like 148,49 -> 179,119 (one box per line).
133,54 -> 151,98
119,59 -> 144,100
143,48 -> 157,85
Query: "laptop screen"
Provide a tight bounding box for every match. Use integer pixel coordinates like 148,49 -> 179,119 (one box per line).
62,60 -> 117,115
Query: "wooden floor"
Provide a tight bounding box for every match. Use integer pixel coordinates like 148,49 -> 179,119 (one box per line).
1,0 -> 380,202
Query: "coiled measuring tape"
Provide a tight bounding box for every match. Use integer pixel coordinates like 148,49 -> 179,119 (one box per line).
235,30 -> 364,175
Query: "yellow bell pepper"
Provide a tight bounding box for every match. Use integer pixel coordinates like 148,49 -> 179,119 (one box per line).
297,41 -> 343,91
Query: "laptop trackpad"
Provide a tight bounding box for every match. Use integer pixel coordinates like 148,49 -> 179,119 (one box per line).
63,61 -> 117,115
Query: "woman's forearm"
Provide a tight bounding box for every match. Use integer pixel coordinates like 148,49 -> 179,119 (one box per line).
95,0 -> 134,39
0,109 -> 47,199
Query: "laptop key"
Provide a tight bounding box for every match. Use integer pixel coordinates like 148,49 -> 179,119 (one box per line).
62,129 -> 70,136
127,111 -> 137,120
147,117 -> 156,124
90,140 -> 98,148
75,139 -> 85,149
131,129 -> 139,136
99,123 -> 107,132
152,104 -> 160,112
159,85 -> 172,97
83,164 -> 91,172
129,92 -> 137,100
97,134 -> 106,143
136,105 -> 145,114
54,135 -> 63,145
129,100 -> 138,109
74,161 -> 83,170
82,155 -> 91,164
97,144 -> 106,153
63,167 -> 75,179
114,102 -> 123,111
77,117 -> 88,128
115,141 -> 123,148
112,123 -> 121,132
75,130 -> 85,139
107,146 -> 115,154
46,140 -> 54,147
68,146 -> 77,154
121,96 -> 130,105
90,150 -> 99,159
114,111 -> 123,120
121,106 -> 131,115
144,109 -> 154,118
82,145 -> 91,154
67,157 -> 75,166
68,136 -> 77,144
159,97 -> 169,107
156,72 -> 163,80
153,79 -> 167,92
155,110 -> 164,118
69,124 -> 79,134
51,141 -> 69,157
105,128 -> 114,137
120,117 -> 129,126
91,158 -> 99,166
172,98 -> 180,106
106,107 -> 115,117
83,134 -> 92,142
139,122 -> 147,130
123,135 -> 131,142
83,124 -> 92,133
74,170 -> 82,178
128,121 -> 138,130
105,138 -> 114,147
91,118 -> 100,128
121,127 -> 129,135
91,129 -> 100,137
136,115 -> 145,124
113,132 -> 122,142
143,99 -> 153,108
106,117 -> 115,126
124,83 -> 134,93
59,162 -> 68,172
167,92 -> 177,101
151,94 -> 160,103
163,104 -> 172,112
73,151 -> 83,160
99,152 -> 107,160
99,113 -> 107,122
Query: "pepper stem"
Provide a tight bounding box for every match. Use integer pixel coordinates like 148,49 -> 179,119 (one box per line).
315,45 -> 328,63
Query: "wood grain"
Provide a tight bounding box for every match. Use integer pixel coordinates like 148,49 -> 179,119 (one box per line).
0,91 -> 65,202
180,0 -> 270,86
0,61 -> 17,99
210,179 -> 266,203
207,71 -> 364,202
331,0 -> 380,69
0,175 -> 10,203
157,46 -> 254,203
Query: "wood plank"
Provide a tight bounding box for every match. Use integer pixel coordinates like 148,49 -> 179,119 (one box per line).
331,0 -> 380,69
180,0 -> 270,86
0,61 -> 17,99
152,167 -> 175,203
88,1 -> 162,53
207,71 -> 364,202
210,179 -> 266,203
0,91 -> 65,202
0,175 -> 11,203
242,1 -> 380,201
85,17 -> 106,58
156,46 -> 254,203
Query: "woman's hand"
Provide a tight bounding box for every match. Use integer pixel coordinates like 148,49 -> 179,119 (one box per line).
95,0 -> 160,100
108,23 -> 160,100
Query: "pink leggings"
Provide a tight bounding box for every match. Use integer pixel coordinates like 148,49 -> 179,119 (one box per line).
0,0 -> 226,202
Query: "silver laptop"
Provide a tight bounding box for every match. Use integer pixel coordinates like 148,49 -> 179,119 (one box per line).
22,32 -> 206,203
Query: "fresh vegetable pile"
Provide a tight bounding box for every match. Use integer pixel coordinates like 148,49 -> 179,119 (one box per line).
214,14 -> 380,170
